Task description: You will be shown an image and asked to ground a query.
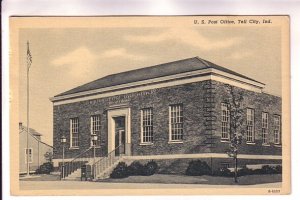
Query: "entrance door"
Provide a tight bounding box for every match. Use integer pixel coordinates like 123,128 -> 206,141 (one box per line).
114,116 -> 126,156
107,108 -> 131,156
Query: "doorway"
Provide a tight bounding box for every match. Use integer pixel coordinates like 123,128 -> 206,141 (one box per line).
107,107 -> 131,156
114,116 -> 126,156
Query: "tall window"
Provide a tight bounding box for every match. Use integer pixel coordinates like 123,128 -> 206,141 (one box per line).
25,148 -> 33,163
70,118 -> 79,147
91,115 -> 101,146
221,103 -> 230,140
169,104 -> 183,141
274,115 -> 281,144
262,112 -> 269,144
141,108 -> 153,143
246,108 -> 255,143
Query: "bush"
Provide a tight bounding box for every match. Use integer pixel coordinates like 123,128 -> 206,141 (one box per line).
36,162 -> 54,174
110,161 -> 159,178
237,165 -> 282,176
127,161 -> 145,176
110,162 -> 129,179
213,167 -> 233,177
143,160 -> 158,176
275,165 -> 282,174
205,164 -> 282,177
260,165 -> 278,174
238,166 -> 254,177
185,160 -> 211,176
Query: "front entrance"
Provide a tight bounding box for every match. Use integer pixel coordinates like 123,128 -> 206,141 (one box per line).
107,107 -> 131,156
114,116 -> 126,156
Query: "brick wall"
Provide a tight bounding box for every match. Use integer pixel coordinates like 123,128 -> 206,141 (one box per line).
53,80 -> 282,160
211,81 -> 282,155
53,81 -> 212,159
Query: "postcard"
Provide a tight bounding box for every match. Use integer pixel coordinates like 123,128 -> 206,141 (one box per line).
10,16 -> 290,195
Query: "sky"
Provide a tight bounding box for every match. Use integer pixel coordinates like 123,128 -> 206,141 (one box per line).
18,23 -> 282,146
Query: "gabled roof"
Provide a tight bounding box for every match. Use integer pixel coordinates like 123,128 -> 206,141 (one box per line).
19,125 -> 53,148
54,56 -> 263,97
19,125 -> 42,136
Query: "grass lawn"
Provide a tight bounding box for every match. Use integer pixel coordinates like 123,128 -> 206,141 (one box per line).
99,174 -> 282,185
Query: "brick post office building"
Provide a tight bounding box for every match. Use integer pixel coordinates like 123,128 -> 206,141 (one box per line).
50,57 -> 281,176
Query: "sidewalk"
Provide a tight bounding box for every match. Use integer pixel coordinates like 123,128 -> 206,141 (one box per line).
19,174 -> 60,181
20,180 -> 282,190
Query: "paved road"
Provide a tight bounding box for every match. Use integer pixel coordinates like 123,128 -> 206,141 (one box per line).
20,180 -> 282,190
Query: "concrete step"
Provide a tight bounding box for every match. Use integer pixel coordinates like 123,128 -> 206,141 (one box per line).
65,169 -> 81,180
63,156 -> 124,180
96,157 -> 127,179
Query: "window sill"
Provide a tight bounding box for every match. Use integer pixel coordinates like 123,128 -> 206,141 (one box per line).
139,143 -> 154,146
89,146 -> 101,149
220,139 -> 230,143
262,144 -> 270,146
168,141 -> 183,144
69,147 -> 79,150
274,144 -> 282,147
246,142 -> 256,145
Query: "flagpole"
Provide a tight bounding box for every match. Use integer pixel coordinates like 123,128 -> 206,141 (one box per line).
26,41 -> 30,176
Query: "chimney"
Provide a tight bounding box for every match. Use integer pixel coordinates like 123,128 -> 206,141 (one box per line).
19,122 -> 23,130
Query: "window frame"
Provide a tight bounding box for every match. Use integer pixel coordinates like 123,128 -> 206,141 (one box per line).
70,117 -> 79,148
90,115 -> 101,147
246,108 -> 255,143
169,104 -> 183,143
274,115 -> 281,145
24,148 -> 33,163
140,107 -> 154,144
221,103 -> 230,141
221,162 -> 230,169
262,112 -> 269,145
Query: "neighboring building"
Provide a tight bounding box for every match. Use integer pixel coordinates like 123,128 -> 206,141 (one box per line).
50,57 -> 281,176
19,122 -> 53,174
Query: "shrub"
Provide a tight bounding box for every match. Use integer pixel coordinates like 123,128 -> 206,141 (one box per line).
185,160 -> 211,176
275,165 -> 282,174
237,166 -> 254,177
260,165 -> 277,174
238,165 -> 282,176
36,162 -> 54,174
213,167 -> 233,177
127,161 -> 145,176
142,160 -> 158,176
110,160 -> 159,178
211,164 -> 282,177
110,162 -> 129,179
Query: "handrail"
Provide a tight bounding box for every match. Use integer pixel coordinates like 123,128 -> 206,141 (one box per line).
61,144 -> 127,179
62,147 -> 94,178
93,144 -> 125,178
69,147 -> 93,163
94,144 -> 123,165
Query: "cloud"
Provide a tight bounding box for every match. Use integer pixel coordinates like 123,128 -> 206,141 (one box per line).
51,46 -> 145,81
52,47 -> 97,67
101,48 -> 145,60
52,47 -> 98,80
124,28 -> 242,50
229,51 -> 252,60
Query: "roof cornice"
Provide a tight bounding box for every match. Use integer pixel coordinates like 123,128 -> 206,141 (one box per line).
50,68 -> 265,105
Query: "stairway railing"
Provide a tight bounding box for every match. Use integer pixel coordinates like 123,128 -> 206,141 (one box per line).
62,147 -> 94,178
93,144 -> 124,178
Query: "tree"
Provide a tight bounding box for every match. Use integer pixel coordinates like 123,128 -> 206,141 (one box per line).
225,85 -> 245,183
44,151 -> 53,163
